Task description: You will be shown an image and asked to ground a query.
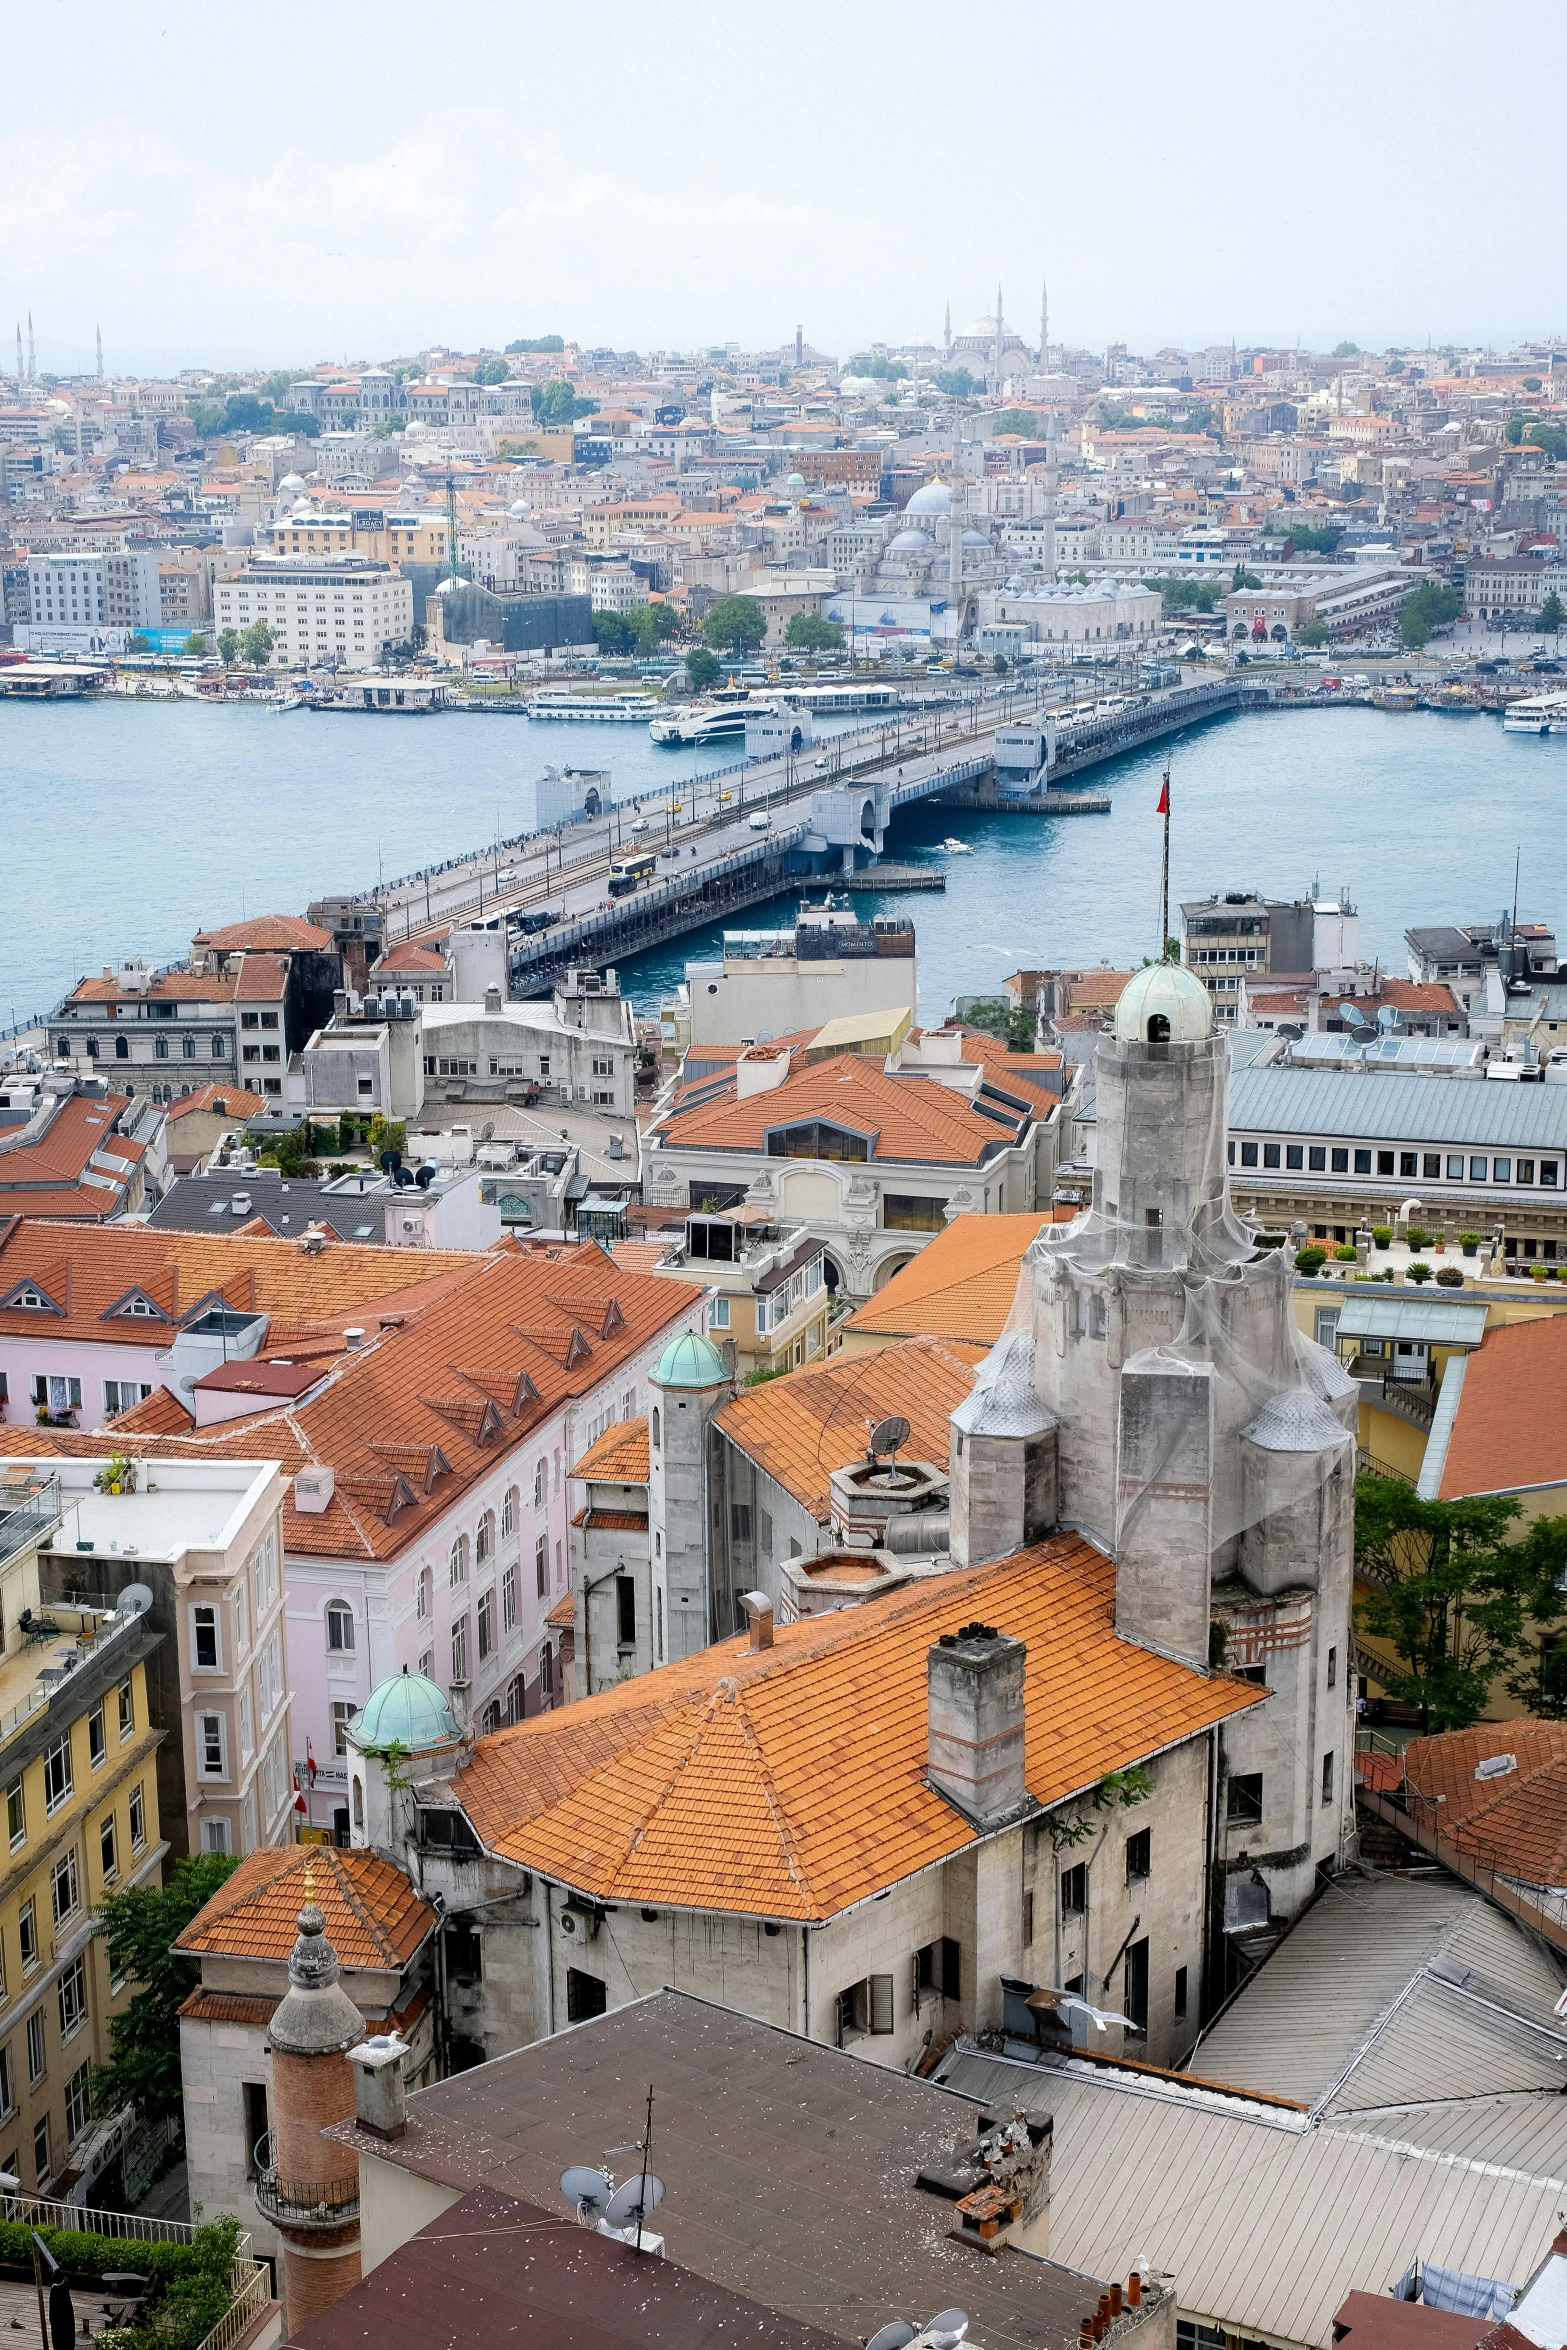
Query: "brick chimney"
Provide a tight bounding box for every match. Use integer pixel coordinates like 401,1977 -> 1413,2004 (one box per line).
927,1622 -> 1028,1827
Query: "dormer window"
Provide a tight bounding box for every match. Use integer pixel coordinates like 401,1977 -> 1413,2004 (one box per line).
12,1289 -> 46,1311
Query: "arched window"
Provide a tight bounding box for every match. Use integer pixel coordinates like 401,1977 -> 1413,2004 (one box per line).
416,1565 -> 431,1620
506,1674 -> 526,1725
502,1487 -> 518,1541
652,1406 -> 661,1452
115,1036 -> 128,1059
1147,1014 -> 1171,1043
475,1510 -> 495,1567
539,1641 -> 555,1698
325,1600 -> 354,1653
533,1459 -> 546,1508
480,1700 -> 502,1735
352,1776 -> 364,1829
450,1533 -> 469,1585
85,1038 -> 98,1060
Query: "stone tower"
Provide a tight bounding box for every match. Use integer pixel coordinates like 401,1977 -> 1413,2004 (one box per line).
649,1330 -> 734,1662
260,1889 -> 365,2328
948,960 -> 1358,1935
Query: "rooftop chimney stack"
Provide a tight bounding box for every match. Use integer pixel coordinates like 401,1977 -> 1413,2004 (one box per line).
740,1590 -> 774,1651
347,2032 -> 407,2139
927,1622 -> 1028,1828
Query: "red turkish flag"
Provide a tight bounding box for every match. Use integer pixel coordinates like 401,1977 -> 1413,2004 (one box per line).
1156,779 -> 1169,816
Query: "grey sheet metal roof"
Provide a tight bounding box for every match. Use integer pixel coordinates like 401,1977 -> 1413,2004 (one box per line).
1230,1066 -> 1567,1150
1333,1296 -> 1489,1345
1322,1974 -> 1567,2114
1193,1876 -> 1566,2113
146,1171 -> 391,1243
938,2046 -> 1564,2350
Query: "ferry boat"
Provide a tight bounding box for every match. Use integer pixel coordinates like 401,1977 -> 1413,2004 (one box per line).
1502,692 -> 1567,734
527,689 -> 663,723
649,696 -> 777,746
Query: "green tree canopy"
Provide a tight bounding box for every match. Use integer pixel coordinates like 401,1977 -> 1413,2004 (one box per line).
846,354 -> 907,380
506,334 -> 565,354
592,610 -> 634,656
784,612 -> 844,652
216,628 -> 240,666
238,619 -> 276,665
627,602 -> 682,656
1399,580 -> 1460,650
935,366 -> 977,399
702,595 -> 767,654
530,379 -> 598,427
471,357 -> 511,385
1143,574 -> 1222,613
1332,340 -> 1360,358
1541,592 -> 1566,637
959,1000 -> 1037,1052
1264,520 -> 1344,554
183,632 -> 209,657
1232,566 -> 1262,590
1296,617 -> 1330,647
93,1853 -> 239,2118
1354,1474 -> 1531,1730
685,645 -> 721,690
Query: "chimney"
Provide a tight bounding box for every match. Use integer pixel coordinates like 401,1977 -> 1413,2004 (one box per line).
333,989 -> 348,1022
348,2032 -> 407,2139
735,1045 -> 791,1098
293,1466 -> 335,1513
927,1623 -> 1028,1827
484,985 -> 502,1015
343,1326 -> 365,1349
740,1590 -> 774,1650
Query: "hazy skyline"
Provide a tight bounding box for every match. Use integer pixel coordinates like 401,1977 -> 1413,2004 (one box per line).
4,0 -> 1563,378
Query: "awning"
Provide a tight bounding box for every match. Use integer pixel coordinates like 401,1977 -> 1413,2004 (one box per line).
1332,1296 -> 1489,1347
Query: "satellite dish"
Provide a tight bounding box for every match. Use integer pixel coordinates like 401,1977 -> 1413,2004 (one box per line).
117,1584 -> 154,1619
559,2166 -> 613,2219
923,2317 -> 969,2350
867,2327 -> 919,2350
1338,1002 -> 1370,1030
867,1415 -> 911,1459
603,2173 -> 664,2229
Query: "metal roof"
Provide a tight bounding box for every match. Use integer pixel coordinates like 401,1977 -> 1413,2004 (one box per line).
1332,1297 -> 1489,1345
1230,1066 -> 1567,1150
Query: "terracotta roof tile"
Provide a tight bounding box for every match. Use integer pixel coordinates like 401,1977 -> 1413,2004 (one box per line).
716,1335 -> 980,1519
165,1085 -> 268,1125
176,1990 -> 278,2027
653,1052 -> 1028,1167
192,916 -> 335,953
455,1537 -> 1260,1920
570,1417 -> 650,1484
175,1843 -> 437,1969
1438,1317 -> 1567,1498
839,1215 -> 1048,1348
1389,1725 -> 1567,1887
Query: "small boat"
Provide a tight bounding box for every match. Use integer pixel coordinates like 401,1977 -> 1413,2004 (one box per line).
939,836 -> 974,854
268,691 -> 304,712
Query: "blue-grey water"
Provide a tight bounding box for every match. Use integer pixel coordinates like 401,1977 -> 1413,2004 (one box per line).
3,700 -> 1563,1029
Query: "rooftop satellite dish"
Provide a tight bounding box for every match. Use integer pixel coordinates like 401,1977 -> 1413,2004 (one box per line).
603,2172 -> 664,2230
867,1414 -> 911,1461
559,2166 -> 613,2220
117,1584 -> 154,1619
923,2316 -> 970,2350
867,2327 -> 919,2350
1338,1002 -> 1370,1030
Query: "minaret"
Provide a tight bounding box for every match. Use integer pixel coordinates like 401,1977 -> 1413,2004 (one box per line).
993,283 -> 1004,393
260,1876 -> 365,2328
96,324 -> 103,382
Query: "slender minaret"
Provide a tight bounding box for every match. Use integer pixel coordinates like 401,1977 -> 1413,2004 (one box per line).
262,1876 -> 366,2329
26,315 -> 34,384
96,324 -> 103,381
1040,278 -> 1049,371
993,283 -> 1004,392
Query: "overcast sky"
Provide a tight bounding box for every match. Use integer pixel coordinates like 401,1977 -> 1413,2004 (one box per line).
4,0 -> 1561,378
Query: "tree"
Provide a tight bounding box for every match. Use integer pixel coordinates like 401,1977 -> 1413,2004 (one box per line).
1143,574 -> 1221,613
373,414 -> 407,436
1524,421 -> 1567,461
471,358 -> 511,385
1400,580 -> 1460,651
702,595 -> 767,655
935,366 -> 977,399
530,379 -> 597,428
1354,1475 -> 1528,1730
506,334 -> 565,354
238,619 -> 276,665
1232,566 -> 1262,590
1332,340 -> 1360,358
592,610 -> 634,657
217,628 -> 241,666
1297,618 -> 1330,647
686,646 -> 720,691
127,633 -> 153,655
1264,520 -> 1344,555
93,1853 -> 240,2118
784,612 -> 844,653
1541,592 -> 1565,638
1502,1517 -> 1567,1713
845,354 -> 907,381
626,602 -> 682,656
961,1000 -> 1037,1052
1401,607 -> 1431,650
993,653 -> 1008,674
183,632 -> 209,657
1524,377 -> 1544,393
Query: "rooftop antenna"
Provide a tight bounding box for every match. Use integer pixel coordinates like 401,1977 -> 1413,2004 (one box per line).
1157,762 -> 1171,959
1513,845 -> 1521,937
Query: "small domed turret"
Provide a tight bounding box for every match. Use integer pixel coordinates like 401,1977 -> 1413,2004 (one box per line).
1112,960 -> 1214,1046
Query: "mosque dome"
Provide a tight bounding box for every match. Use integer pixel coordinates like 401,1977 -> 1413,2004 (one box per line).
961,529 -> 989,546
786,471 -> 806,491
350,1666 -> 461,1754
1242,1391 -> 1353,1454
277,473 -> 306,497
952,1330 -> 1053,1439
651,1329 -> 730,1390
887,527 -> 933,553
905,480 -> 952,518
509,496 -> 532,517
1112,960 -> 1215,1047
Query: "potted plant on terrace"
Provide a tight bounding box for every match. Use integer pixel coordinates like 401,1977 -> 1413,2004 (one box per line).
1372,1225 -> 1394,1250
1406,1261 -> 1434,1285
1459,1232 -> 1481,1257
1334,1244 -> 1358,1263
1435,1266 -> 1465,1286
1294,1245 -> 1329,1276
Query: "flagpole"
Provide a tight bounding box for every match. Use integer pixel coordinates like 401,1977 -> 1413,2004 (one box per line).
1159,762 -> 1171,960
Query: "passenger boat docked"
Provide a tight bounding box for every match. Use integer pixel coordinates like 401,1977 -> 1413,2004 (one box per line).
649,696 -> 777,746
527,690 -> 663,722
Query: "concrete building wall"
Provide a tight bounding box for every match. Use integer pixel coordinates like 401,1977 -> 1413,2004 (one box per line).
179,2014 -> 277,2257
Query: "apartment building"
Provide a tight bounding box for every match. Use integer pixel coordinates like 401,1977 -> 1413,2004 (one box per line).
1181,891 -> 1359,1020
26,550 -> 161,632
0,1468 -> 165,2197
266,505 -> 449,568
213,558 -> 414,667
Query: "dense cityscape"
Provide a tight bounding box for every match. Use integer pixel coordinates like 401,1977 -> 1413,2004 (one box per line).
5,13 -> 1567,2350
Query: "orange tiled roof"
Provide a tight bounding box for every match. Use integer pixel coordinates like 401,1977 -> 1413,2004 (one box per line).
175,1844 -> 436,1969
192,916 -> 335,954
166,1084 -> 268,1125
110,1385 -> 194,1435
716,1335 -> 980,1519
0,1096 -> 143,1223
455,1536 -> 1261,1921
839,1215 -> 1048,1348
0,1243 -> 696,1562
373,942 -> 447,976
234,952 -> 288,1002
68,972 -> 237,1004
1438,1317 -> 1567,1498
653,1051 -> 1029,1167
570,1416 -> 650,1484
1398,1723 -> 1567,1886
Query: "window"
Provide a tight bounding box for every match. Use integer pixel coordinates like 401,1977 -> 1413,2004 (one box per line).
57,1957 -> 85,2039
836,1974 -> 894,2041
416,1565 -> 431,1620
87,1706 -> 105,1770
477,1589 -> 495,1662
1060,1863 -> 1087,1916
449,1534 -> 469,1585
1353,1149 -> 1372,1175
1285,1145 -> 1303,1169
251,1525 -> 279,1613
5,1782 -> 22,1853
540,1641 -> 555,1696
65,2061 -> 91,2144
233,1580 -> 248,1654
50,1851 -> 78,1928
191,1604 -> 220,1672
26,2014 -> 44,2087
915,1937 -> 961,2000
502,1564 -> 517,1633
534,1458 -> 547,1505
651,1409 -> 661,1454
535,1535 -> 548,1599
1327,1645 -> 1338,1691
1239,1142 -> 1259,1167
104,1381 -> 152,1416
258,1632 -> 282,1720
0,2046 -> 12,2120
1331,1148 -> 1348,1172
129,1783 -> 145,1853
730,1502 -> 753,1542
1228,1772 -> 1264,1822
1262,1144 -> 1280,1170
331,1700 -> 358,1757
476,1511 -> 495,1567
615,1576 -> 636,1649
451,1614 -> 469,1682
1307,1146 -> 1326,1170
1123,1937 -> 1149,2036
1494,1158 -> 1512,1184
1174,1964 -> 1189,2023
502,1488 -> 517,1541
1322,1750 -> 1336,1804
43,1733 -> 72,1813
99,1811 -> 117,1883
1519,1160 -> 1537,1186
325,1601 -> 354,1653
1125,1827 -> 1151,1881
261,1737 -> 286,1823
566,1968 -> 607,2024
203,1818 -> 231,1855
1446,1154 -> 1465,1179
198,1711 -> 227,1778
883,1194 -> 949,1232
1470,1157 -> 1488,1181
1376,1151 -> 1394,1176
32,2114 -> 48,2189
708,1295 -> 730,1330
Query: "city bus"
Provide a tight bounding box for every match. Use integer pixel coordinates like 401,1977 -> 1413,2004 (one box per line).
608,850 -> 658,896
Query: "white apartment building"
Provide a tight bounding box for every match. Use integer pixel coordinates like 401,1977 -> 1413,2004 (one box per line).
26,551 -> 161,632
213,557 -> 414,666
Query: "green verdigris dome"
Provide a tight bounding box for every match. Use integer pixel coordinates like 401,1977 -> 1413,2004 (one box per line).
349,1666 -> 461,1755
651,1329 -> 730,1390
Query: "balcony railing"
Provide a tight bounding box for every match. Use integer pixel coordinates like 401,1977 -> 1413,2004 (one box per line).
254,2171 -> 360,2228
0,2189 -> 251,2254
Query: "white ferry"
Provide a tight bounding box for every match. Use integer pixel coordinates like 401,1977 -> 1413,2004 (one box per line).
649,696 -> 777,746
1502,692 -> 1567,734
527,689 -> 663,723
